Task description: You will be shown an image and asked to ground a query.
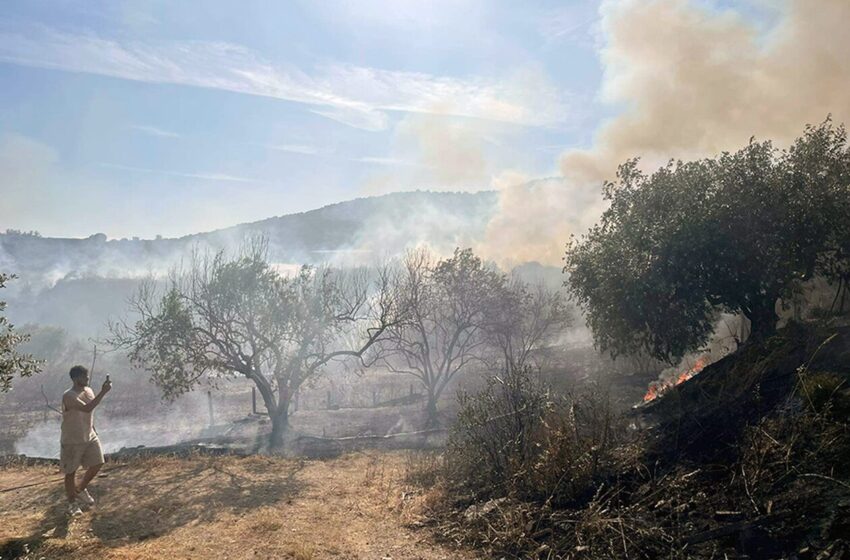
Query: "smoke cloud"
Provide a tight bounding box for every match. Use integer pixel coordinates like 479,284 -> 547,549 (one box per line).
15,391 -> 222,458
482,0 -> 850,266
480,172 -> 605,267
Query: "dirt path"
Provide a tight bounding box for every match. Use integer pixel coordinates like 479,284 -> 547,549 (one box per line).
0,452 -> 479,560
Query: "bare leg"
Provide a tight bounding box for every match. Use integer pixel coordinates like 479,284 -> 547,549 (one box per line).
64,473 -> 77,502
76,464 -> 103,493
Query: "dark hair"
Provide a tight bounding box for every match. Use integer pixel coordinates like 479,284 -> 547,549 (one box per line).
69,365 -> 88,380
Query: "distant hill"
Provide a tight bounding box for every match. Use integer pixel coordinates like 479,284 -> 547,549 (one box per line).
1,190 -> 498,284
0,190 -> 499,336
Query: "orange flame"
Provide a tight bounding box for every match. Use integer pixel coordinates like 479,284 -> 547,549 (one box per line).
643,356 -> 709,402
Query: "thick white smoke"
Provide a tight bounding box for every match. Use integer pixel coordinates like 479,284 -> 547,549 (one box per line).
481,0 -> 850,266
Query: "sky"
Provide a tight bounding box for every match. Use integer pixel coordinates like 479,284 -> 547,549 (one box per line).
0,1 -> 786,239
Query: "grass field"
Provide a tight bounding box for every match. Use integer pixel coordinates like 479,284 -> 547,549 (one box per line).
0,451 -> 474,560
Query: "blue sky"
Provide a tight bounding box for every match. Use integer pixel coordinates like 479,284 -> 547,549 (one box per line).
0,0 -> 776,239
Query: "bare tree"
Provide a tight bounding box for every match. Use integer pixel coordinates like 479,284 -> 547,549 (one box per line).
109,240 -> 402,448
379,248 -> 505,427
486,279 -> 572,374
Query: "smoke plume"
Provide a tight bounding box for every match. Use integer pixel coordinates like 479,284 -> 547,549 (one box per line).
482,0 -> 850,266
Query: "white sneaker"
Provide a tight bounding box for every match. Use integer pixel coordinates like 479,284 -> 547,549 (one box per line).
77,489 -> 94,506
77,489 -> 95,507
67,502 -> 83,516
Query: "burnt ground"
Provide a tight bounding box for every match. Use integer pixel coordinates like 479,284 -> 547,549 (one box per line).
0,451 -> 478,560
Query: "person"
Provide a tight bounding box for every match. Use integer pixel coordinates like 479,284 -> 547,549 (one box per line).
60,365 -> 111,516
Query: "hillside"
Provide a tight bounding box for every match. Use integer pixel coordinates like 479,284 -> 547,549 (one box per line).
0,190 -> 498,336
0,190 -> 498,285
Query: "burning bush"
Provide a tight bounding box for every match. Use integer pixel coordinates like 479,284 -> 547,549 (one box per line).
643,355 -> 709,403
426,324 -> 850,559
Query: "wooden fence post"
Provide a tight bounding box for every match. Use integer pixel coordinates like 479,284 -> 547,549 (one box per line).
207,391 -> 214,426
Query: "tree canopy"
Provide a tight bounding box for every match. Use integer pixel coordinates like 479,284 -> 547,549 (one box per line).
110,241 -> 402,447
378,248 -> 505,426
0,273 -> 41,392
565,120 -> 850,362
378,248 -> 571,426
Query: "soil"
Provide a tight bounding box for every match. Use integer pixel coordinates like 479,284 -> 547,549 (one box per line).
0,451 -> 478,560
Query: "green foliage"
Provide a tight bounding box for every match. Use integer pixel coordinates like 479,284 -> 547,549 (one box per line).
115,245 -> 293,400
446,368 -> 549,499
128,285 -> 202,398
566,120 -> 850,362
2,229 -> 41,237
110,239 -> 401,446
0,273 -> 41,392
798,371 -> 850,418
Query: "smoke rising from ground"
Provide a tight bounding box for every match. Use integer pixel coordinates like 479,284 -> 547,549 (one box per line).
482,0 -> 850,266
14,391 -> 215,458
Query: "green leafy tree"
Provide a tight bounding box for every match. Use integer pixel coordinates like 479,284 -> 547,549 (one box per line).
110,241 -> 402,448
565,120 -> 850,362
0,273 -> 41,392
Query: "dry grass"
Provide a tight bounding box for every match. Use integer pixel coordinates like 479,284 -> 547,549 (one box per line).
0,451 -> 475,560
426,329 -> 850,559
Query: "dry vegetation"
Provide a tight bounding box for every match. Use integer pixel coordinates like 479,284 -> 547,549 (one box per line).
420,323 -> 850,559
0,451 -> 476,560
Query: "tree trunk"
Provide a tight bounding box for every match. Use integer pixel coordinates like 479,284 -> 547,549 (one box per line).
269,404 -> 289,449
269,386 -> 292,449
424,389 -> 439,428
746,296 -> 778,341
248,373 -> 286,449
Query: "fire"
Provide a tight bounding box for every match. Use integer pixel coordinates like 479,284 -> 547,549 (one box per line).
643,356 -> 709,402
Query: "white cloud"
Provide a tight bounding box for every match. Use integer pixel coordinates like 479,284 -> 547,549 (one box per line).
308,106 -> 389,132
266,144 -> 322,155
129,124 -> 181,138
537,3 -> 600,45
99,163 -> 257,183
0,25 -> 571,131
350,156 -> 423,167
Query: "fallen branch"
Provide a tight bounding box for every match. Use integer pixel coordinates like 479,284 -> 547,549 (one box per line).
297,427 -> 446,442
798,473 -> 850,492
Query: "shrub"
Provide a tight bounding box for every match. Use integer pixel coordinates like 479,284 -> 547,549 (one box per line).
444,368 -> 548,502
444,367 -> 628,506
797,371 -> 850,418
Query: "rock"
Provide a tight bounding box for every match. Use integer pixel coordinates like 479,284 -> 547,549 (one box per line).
463,498 -> 508,522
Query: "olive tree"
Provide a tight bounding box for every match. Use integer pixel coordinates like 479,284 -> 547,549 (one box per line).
110,242 -> 402,448
565,120 -> 850,362
485,279 -> 572,374
0,273 -> 41,392
378,248 -> 505,427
